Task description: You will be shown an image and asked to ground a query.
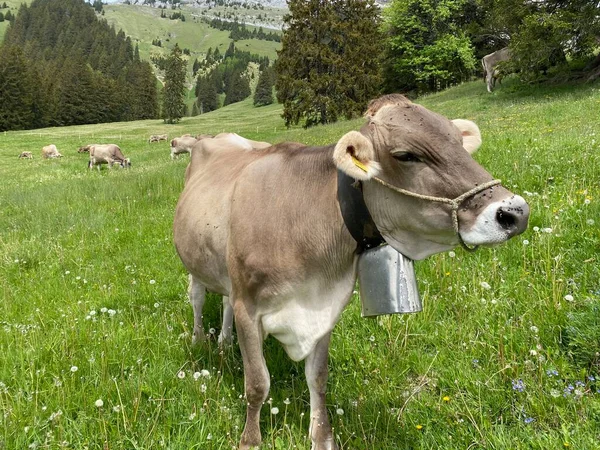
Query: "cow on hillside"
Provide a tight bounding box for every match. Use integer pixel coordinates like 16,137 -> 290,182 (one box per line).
170,135 -> 198,160
482,47 -> 511,92
149,134 -> 168,143
42,145 -> 63,159
19,151 -> 33,159
173,93 -> 530,449
88,144 -> 131,170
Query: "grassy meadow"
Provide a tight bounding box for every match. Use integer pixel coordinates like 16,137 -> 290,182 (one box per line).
1,79 -> 599,449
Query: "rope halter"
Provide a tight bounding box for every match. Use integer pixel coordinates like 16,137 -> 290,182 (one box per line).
351,156 -> 502,252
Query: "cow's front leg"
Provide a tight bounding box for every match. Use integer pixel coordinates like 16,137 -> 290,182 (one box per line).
306,332 -> 337,450
188,275 -> 206,345
218,295 -> 234,346
235,300 -> 270,449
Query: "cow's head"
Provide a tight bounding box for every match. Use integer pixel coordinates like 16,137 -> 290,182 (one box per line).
78,145 -> 91,153
333,94 -> 529,260
121,158 -> 131,169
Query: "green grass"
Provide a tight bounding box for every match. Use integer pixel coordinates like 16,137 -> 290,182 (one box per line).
1,79 -> 599,449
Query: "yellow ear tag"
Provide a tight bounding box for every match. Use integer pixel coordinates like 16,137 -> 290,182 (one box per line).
351,156 -> 368,173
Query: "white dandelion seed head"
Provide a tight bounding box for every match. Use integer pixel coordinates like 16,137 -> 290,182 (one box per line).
271,407 -> 279,415
70,366 -> 78,373
448,251 -> 456,258
154,302 -> 160,308
201,369 -> 210,378
200,384 -> 207,393
533,226 -> 540,232
149,279 -> 156,285
177,371 -> 186,379
100,307 -> 107,313
586,219 -> 595,225
564,294 -> 574,302
522,239 -> 529,245
193,372 -> 201,381
336,408 -> 344,415
94,399 -> 104,408
113,405 -> 121,413
480,281 -> 491,290
283,398 -> 291,405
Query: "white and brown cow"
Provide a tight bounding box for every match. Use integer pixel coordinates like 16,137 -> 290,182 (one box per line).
482,47 -> 511,93
41,145 -> 63,159
19,151 -> 33,159
173,94 -> 529,450
149,134 -> 168,143
170,135 -> 198,160
88,144 -> 130,170
183,133 -> 271,346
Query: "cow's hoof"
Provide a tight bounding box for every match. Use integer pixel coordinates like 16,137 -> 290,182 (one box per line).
218,332 -> 234,347
191,331 -> 206,346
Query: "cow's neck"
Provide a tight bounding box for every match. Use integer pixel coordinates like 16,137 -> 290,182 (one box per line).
336,169 -> 385,254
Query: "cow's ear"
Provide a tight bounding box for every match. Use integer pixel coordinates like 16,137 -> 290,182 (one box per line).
333,131 -> 381,180
452,119 -> 482,154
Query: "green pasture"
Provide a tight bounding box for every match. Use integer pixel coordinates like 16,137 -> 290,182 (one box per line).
102,4 -> 280,67
1,79 -> 599,449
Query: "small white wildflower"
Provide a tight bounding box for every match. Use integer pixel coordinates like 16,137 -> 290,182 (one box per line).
271,407 -> 279,415
283,398 -> 291,405
533,226 -> 539,232
201,369 -> 210,378
70,366 -> 78,373
584,199 -> 591,205
189,412 -> 196,420
76,276 -> 81,280
586,219 -> 595,225
542,227 -> 553,233
530,326 -> 539,334
490,299 -> 497,305
200,384 -> 207,393
108,309 -> 116,317
100,307 -> 107,313
480,281 -> 491,290
529,350 -> 537,356
448,251 -> 456,258
369,335 -> 375,342
209,328 -> 216,335
193,372 -> 201,381
177,371 -> 186,379
522,239 -> 529,245
113,405 -> 121,413
94,399 -> 104,408
89,310 -> 96,316
154,302 -> 160,308
336,408 -> 344,415
149,279 -> 156,285
65,271 -> 70,275
564,294 -> 574,302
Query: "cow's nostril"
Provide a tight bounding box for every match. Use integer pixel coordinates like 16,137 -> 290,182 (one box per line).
496,207 -> 517,230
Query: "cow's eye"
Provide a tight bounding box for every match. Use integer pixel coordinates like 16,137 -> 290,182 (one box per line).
392,152 -> 422,163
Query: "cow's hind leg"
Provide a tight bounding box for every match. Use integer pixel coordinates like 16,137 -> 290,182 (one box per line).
306,332 -> 337,450
188,275 -> 207,345
217,295 -> 234,346
235,299 -> 269,449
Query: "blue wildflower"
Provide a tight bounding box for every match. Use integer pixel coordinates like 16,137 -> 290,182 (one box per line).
524,417 -> 535,424
575,381 -> 585,388
512,379 -> 526,392
546,369 -> 559,377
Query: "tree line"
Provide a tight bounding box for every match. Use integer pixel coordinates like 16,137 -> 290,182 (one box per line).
203,17 -> 281,43
0,0 -> 158,131
275,0 -> 600,128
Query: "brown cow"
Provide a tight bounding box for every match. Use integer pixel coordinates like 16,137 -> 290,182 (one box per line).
148,134 -> 168,143
170,136 -> 198,160
482,47 -> 511,92
41,145 -> 63,159
173,94 -> 529,450
78,145 -> 92,153
88,144 -> 131,170
19,151 -> 33,159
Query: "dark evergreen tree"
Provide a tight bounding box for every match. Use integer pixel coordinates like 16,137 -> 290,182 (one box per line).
224,70 -> 250,105
0,46 -> 36,131
253,67 -> 274,106
195,75 -> 219,113
162,43 -> 187,123
275,0 -> 383,128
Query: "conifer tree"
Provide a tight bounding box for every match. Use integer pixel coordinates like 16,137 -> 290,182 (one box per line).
0,46 -> 36,131
162,44 -> 187,123
195,75 -> 219,113
275,0 -> 383,128
253,67 -> 274,106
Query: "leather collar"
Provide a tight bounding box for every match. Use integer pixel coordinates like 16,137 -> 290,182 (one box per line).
337,170 -> 385,254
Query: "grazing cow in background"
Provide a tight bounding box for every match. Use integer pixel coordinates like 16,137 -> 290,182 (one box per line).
182,133 -> 271,346
170,135 -> 198,160
173,94 -> 530,450
42,145 -> 63,159
78,145 -> 92,153
482,47 -> 511,92
88,144 -> 131,171
19,151 -> 33,159
149,134 -> 168,143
